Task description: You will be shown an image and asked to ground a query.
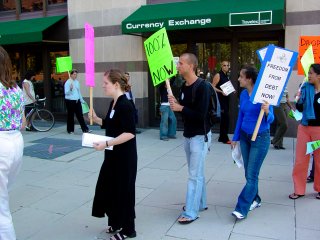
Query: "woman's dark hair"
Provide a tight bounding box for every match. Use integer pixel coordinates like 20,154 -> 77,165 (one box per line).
104,69 -> 131,92
310,63 -> 320,75
24,70 -> 36,80
70,69 -> 78,75
241,65 -> 258,84
0,45 -> 15,88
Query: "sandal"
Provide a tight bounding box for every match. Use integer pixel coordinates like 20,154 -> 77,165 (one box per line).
182,206 -> 208,211
106,226 -> 119,233
178,216 -> 199,224
110,231 -> 136,240
316,193 -> 320,200
289,193 -> 304,199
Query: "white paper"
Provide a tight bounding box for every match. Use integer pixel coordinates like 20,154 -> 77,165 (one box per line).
293,110 -> 303,121
82,133 -> 114,150
231,142 -> 243,168
220,81 -> 235,96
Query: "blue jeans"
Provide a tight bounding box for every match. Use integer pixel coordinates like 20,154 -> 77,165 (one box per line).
160,105 -> 177,139
182,132 -> 211,220
235,130 -> 270,217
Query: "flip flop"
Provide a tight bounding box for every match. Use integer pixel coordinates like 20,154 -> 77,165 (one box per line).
178,216 -> 199,224
182,206 -> 208,211
316,193 -> 320,200
289,193 -> 304,199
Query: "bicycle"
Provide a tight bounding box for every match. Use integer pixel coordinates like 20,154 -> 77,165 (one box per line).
25,97 -> 55,132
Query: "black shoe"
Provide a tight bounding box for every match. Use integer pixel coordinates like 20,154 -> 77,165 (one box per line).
307,176 -> 314,183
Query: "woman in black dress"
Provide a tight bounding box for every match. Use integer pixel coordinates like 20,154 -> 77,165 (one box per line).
90,69 -> 137,240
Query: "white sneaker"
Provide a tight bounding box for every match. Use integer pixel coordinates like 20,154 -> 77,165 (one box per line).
249,201 -> 261,211
232,211 -> 244,220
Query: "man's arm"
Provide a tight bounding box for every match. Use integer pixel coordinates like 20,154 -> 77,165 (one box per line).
212,73 -> 225,95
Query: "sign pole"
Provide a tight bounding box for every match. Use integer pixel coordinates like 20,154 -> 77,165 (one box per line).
165,79 -> 172,96
89,87 -> 93,125
251,109 -> 264,141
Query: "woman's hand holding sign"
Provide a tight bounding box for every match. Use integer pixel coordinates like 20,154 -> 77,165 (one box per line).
261,100 -> 270,115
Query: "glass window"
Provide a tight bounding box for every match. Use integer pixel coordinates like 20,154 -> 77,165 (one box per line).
0,0 -> 16,11
50,50 -> 69,112
238,40 -> 278,70
26,52 -> 44,97
8,51 -> 21,85
21,0 -> 43,12
197,42 -> 231,78
48,0 -> 67,5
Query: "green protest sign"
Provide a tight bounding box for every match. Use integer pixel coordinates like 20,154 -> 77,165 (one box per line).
56,56 -> 72,73
301,44 -> 314,76
144,28 -> 177,86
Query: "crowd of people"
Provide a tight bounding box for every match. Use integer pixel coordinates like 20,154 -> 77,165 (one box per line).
1,43 -> 319,240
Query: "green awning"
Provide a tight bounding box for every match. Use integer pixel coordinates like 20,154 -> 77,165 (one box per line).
122,0 -> 285,34
0,15 -> 66,45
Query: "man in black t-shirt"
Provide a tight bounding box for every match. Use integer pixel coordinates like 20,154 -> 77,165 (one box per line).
169,53 -> 211,224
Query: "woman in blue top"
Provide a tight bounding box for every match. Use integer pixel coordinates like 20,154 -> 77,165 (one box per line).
231,66 -> 274,220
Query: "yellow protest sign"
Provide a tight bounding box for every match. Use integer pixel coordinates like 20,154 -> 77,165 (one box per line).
300,44 -> 315,76
144,28 -> 177,86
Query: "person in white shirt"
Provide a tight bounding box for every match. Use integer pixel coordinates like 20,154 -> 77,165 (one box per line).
22,70 -> 36,130
64,69 -> 90,134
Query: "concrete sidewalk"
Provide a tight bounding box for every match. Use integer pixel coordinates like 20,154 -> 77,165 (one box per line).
10,124 -> 320,240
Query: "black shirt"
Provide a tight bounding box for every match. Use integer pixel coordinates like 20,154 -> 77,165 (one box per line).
179,78 -> 211,138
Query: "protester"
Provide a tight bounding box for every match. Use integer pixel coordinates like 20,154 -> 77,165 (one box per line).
290,63 -> 320,200
64,69 -> 90,134
0,45 -> 25,240
89,69 -> 137,239
169,53 -> 211,224
271,88 -> 294,149
231,66 -> 274,220
124,72 -> 140,134
22,70 -> 36,130
212,60 -> 231,144
158,80 -> 177,141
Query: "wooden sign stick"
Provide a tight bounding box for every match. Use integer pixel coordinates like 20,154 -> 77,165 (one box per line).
89,87 -> 93,125
165,79 -> 172,96
251,109 -> 265,141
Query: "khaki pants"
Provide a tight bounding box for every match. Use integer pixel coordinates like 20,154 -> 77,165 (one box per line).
0,131 -> 23,240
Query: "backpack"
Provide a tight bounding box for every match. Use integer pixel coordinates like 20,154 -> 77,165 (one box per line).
189,79 -> 221,127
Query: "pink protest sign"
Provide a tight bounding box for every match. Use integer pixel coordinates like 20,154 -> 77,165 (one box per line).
85,23 -> 95,87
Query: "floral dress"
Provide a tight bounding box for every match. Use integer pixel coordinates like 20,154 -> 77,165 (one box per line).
0,82 -> 24,131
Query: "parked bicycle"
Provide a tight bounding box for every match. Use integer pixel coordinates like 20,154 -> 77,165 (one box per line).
25,97 -> 55,132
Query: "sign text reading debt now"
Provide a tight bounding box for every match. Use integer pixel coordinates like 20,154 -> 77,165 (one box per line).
261,63 -> 289,100
126,18 -> 212,30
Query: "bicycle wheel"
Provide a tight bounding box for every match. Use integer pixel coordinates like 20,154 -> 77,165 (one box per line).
31,109 -> 55,132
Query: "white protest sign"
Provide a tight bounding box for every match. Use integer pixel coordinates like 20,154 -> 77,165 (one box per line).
251,45 -> 298,106
220,80 -> 235,96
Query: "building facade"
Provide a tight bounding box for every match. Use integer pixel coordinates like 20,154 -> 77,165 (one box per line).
1,0 -> 320,135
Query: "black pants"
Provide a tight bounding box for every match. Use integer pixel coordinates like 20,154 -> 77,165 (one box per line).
218,96 -> 230,143
65,99 -> 88,133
